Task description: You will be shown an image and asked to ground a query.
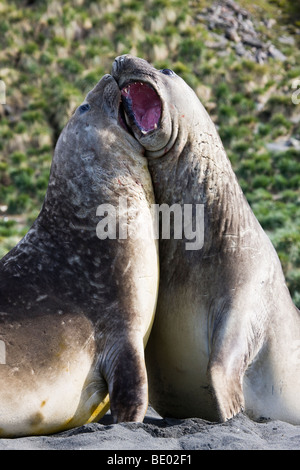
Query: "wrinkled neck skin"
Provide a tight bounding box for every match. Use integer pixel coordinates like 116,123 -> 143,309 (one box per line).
22,127 -> 110,263
2,117 -> 148,304
147,92 -> 261,262
28,114 -> 146,250
112,56 -> 267,268
40,124 -> 114,248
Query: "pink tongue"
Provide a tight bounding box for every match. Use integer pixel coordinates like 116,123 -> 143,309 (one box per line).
140,106 -> 161,130
121,82 -> 161,132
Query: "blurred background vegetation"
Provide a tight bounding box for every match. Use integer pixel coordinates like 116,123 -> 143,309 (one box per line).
0,0 -> 299,307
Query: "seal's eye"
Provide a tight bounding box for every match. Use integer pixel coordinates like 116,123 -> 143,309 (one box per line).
160,69 -> 175,76
79,103 -> 90,114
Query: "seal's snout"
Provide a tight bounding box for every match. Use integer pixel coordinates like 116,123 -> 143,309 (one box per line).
112,55 -> 172,155
112,55 -> 130,76
112,55 -> 151,83
112,57 -> 120,75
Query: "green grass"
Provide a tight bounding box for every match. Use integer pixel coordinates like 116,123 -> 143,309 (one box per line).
0,0 -> 299,306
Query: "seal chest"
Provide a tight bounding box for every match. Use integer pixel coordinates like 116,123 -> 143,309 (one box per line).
112,55 -> 300,425
0,74 -> 159,436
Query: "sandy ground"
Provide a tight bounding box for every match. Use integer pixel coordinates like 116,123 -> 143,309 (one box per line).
0,406 -> 299,451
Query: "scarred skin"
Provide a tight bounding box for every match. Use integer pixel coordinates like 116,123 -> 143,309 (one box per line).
0,75 -> 159,437
112,55 -> 300,424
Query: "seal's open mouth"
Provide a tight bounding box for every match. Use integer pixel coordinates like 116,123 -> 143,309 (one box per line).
119,82 -> 161,135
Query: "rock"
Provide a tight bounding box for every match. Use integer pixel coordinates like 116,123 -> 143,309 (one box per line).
256,50 -> 268,64
266,138 -> 300,153
0,205 -> 8,214
226,27 -> 241,42
235,42 -> 246,56
196,84 -> 212,103
242,18 -> 256,35
241,33 -> 263,48
290,114 -> 300,124
266,142 -> 290,153
3,105 -> 12,116
195,0 -> 286,63
278,35 -> 295,46
289,137 -> 300,150
223,0 -> 249,18
205,33 -> 228,49
264,18 -> 276,29
268,44 -> 287,61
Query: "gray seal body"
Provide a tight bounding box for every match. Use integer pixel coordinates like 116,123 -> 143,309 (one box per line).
0,75 -> 158,437
112,55 -> 300,424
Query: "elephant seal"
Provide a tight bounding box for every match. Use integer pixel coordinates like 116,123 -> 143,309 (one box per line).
0,74 -> 158,437
112,55 -> 300,424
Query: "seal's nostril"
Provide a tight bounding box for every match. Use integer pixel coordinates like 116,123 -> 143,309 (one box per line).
112,59 -> 119,75
112,55 -> 129,75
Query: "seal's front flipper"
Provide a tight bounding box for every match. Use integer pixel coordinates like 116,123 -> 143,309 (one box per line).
207,360 -> 245,421
106,341 -> 148,423
207,321 -> 248,421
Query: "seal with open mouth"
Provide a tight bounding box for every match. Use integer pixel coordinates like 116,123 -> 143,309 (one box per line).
112,55 -> 300,424
0,74 -> 158,437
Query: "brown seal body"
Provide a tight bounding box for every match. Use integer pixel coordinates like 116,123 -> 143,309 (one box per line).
112,55 -> 300,424
0,74 -> 158,437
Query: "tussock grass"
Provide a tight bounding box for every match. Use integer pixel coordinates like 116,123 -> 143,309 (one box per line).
0,0 -> 299,305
